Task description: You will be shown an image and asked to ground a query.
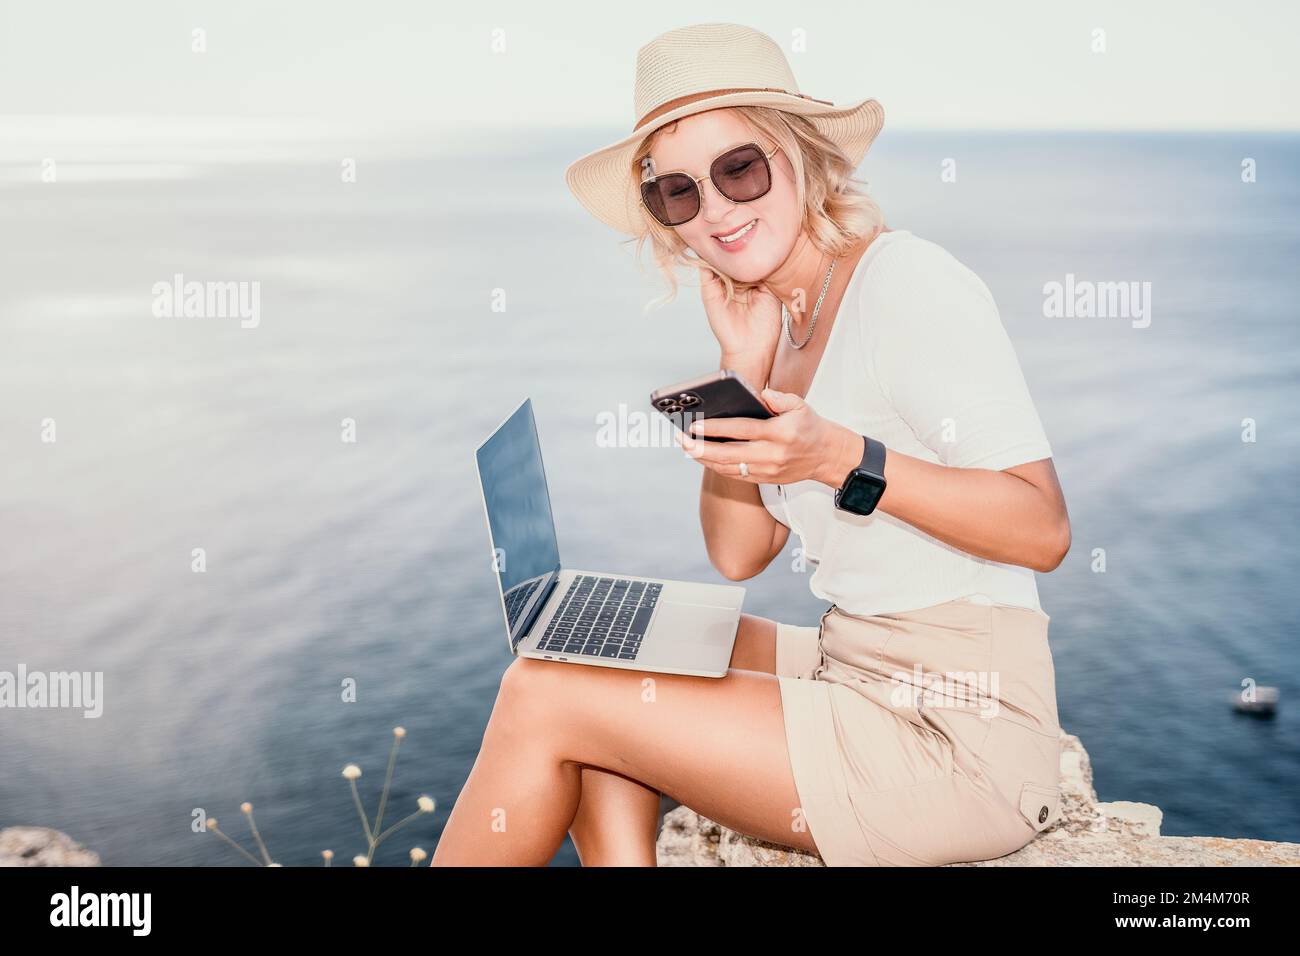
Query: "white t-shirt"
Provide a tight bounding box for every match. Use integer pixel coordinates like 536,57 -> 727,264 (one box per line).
758,229 -> 1054,616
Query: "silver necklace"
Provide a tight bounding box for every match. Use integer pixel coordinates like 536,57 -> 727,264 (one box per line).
783,255 -> 837,350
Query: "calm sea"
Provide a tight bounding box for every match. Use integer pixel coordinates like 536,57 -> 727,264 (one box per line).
1,127 -> 1297,865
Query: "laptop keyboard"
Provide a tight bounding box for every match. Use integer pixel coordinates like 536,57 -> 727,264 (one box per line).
502,576 -> 543,625
537,575 -> 662,660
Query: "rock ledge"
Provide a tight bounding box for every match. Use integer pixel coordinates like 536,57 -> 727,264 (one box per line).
0,827 -> 102,867
655,731 -> 1300,866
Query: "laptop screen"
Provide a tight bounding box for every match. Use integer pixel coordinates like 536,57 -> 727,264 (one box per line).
475,399 -> 562,645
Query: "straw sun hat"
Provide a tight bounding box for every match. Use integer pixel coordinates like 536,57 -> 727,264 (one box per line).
564,22 -> 884,236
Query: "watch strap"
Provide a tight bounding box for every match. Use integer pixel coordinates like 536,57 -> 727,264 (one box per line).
858,434 -> 886,478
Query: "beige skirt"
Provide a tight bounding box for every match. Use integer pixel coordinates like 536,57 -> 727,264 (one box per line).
776,597 -> 1065,866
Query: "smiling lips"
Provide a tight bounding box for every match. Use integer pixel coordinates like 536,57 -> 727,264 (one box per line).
712,218 -> 758,252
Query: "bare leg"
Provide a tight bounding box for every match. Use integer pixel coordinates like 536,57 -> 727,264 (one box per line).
725,613 -> 778,674
565,614 -> 780,866
431,616 -> 814,866
567,767 -> 662,866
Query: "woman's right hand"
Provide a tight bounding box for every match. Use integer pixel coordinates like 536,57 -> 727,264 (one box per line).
698,265 -> 782,390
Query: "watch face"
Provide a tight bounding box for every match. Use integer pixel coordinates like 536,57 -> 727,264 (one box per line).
839,471 -> 886,515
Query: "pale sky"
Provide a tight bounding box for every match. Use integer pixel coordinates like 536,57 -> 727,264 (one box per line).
1,0 -> 1296,132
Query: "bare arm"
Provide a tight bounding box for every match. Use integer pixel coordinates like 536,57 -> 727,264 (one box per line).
812,421 -> 1070,572
698,461 -> 790,581
686,393 -> 1072,575
695,353 -> 789,580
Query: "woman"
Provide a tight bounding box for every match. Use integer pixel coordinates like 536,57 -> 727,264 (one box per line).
431,22 -> 1070,867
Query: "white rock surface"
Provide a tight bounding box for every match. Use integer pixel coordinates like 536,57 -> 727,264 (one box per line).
656,731 -> 1300,866
0,827 -> 101,867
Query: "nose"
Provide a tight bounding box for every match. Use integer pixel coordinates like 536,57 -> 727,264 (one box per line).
697,176 -> 736,224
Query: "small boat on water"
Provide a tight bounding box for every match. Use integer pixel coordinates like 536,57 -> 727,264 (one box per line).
1232,686 -> 1279,716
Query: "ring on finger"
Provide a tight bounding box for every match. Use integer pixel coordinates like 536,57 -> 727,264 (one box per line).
738,462 -> 749,478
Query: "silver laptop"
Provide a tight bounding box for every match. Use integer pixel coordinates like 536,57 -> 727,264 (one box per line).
475,398 -> 744,678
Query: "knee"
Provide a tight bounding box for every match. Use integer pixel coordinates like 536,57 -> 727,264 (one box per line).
494,656 -> 561,724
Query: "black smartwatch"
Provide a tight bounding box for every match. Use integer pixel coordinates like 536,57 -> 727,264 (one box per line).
834,435 -> 888,516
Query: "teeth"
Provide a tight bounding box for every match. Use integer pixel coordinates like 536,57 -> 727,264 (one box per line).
717,219 -> 756,243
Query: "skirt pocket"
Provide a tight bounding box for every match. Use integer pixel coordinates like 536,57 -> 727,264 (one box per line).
1018,781 -> 1063,832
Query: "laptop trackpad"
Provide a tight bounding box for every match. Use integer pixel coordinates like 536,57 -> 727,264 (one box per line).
652,602 -> 737,647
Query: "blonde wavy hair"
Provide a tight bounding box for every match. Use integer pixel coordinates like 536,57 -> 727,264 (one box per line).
625,105 -> 886,312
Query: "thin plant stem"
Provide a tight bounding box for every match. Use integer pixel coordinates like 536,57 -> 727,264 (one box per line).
374,808 -> 421,847
350,778 -> 374,844
210,827 -> 265,867
244,809 -> 273,866
373,734 -> 401,839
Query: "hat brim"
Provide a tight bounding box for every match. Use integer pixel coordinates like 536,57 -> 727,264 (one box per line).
565,92 -> 884,236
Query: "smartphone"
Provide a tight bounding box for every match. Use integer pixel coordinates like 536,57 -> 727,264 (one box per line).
650,369 -> 772,443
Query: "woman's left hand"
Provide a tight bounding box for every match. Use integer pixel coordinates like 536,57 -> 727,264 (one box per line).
676,387 -> 858,488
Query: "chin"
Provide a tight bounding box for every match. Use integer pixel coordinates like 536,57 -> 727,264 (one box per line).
727,249 -> 780,283
699,246 -> 777,283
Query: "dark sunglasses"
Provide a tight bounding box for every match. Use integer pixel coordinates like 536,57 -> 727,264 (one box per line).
639,142 -> 781,228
